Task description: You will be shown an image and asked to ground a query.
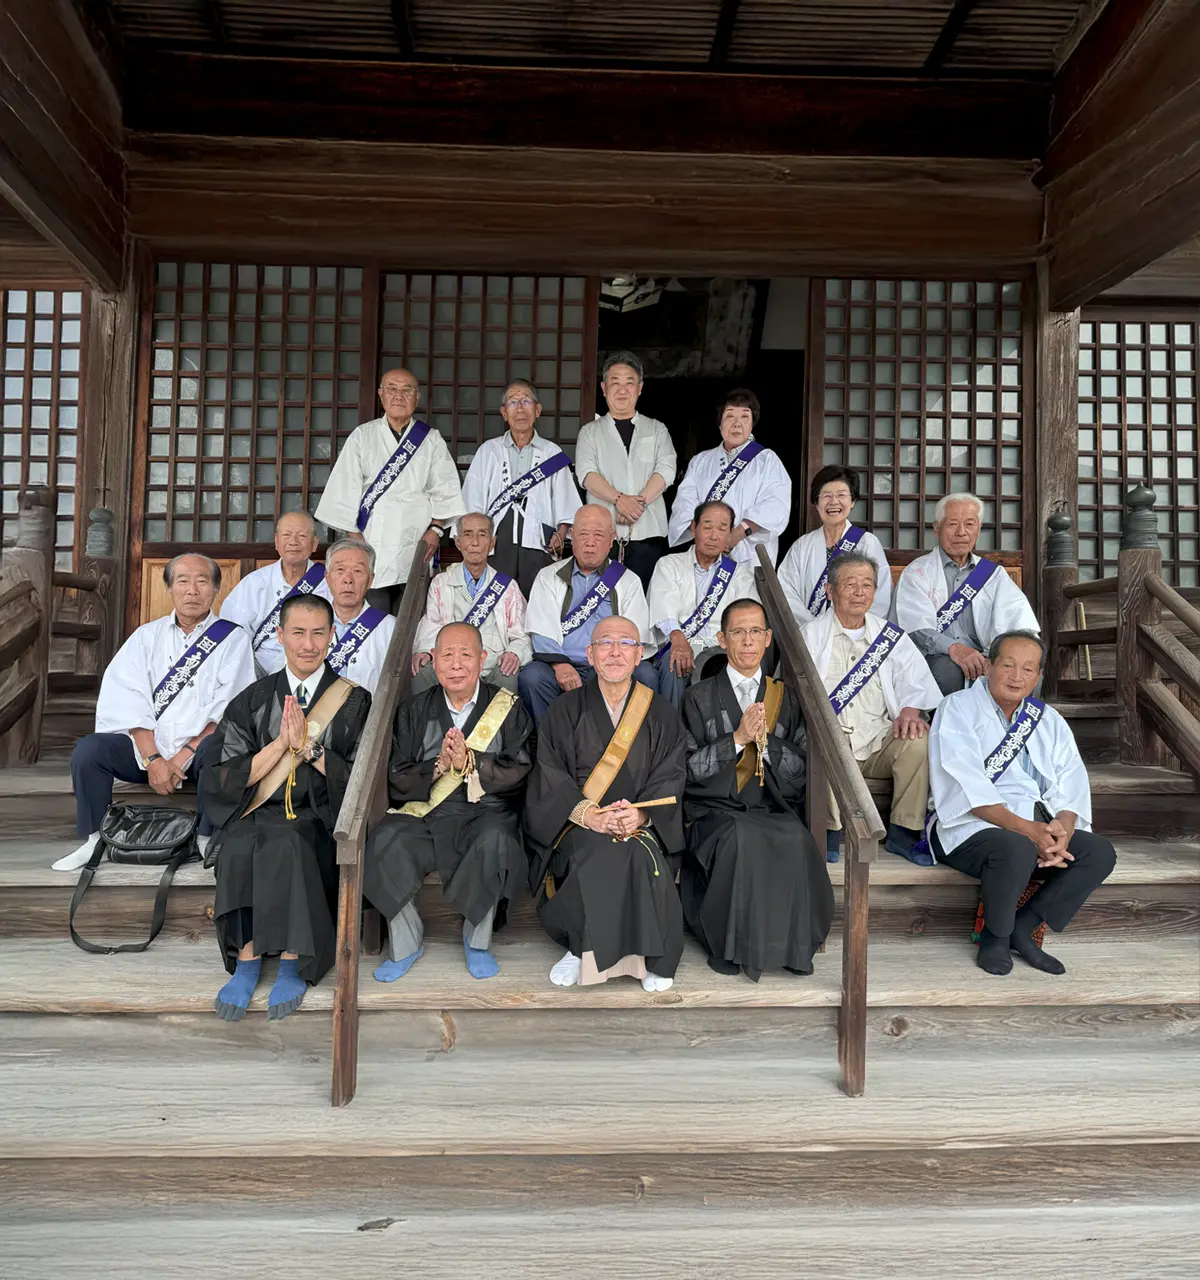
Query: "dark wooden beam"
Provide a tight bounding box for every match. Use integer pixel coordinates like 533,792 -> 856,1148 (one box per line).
1043,0 -> 1200,309
0,0 -> 125,291
708,0 -> 743,69
923,0 -> 983,74
198,0 -> 230,47
390,1 -> 415,59
122,51 -> 1050,160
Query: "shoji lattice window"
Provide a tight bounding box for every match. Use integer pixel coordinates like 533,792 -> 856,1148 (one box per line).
1078,313 -> 1199,586
816,279 -> 1026,554
379,275 -> 589,481
2,287 -> 85,568
143,264 -> 364,548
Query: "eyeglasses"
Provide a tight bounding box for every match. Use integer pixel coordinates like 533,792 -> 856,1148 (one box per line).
724,627 -> 769,641
591,637 -> 642,651
381,385 -> 418,399
504,397 -> 536,409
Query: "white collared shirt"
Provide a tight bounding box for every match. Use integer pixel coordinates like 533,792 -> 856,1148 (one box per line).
727,665 -> 763,714
574,411 -> 677,540
218,559 -> 334,674
284,663 -> 327,705
444,680 -> 481,731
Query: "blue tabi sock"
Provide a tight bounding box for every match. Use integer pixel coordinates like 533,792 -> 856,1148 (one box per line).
267,957 -> 307,1020
373,947 -> 424,983
886,823 -> 935,866
214,957 -> 261,1021
825,830 -> 841,863
464,938 -> 499,980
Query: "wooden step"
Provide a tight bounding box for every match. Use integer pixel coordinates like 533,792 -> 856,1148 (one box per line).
1052,701 -> 1121,719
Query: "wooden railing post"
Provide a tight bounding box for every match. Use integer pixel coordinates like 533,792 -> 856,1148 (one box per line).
1041,509 -> 1078,700
0,487 -> 55,766
1117,485 -> 1163,765
754,547 -> 884,1098
76,508 -> 116,677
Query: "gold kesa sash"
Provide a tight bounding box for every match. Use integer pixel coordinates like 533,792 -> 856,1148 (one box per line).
244,677 -> 356,817
394,687 -> 517,819
735,677 -> 784,793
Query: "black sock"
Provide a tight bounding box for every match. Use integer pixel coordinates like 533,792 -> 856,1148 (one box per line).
706,956 -> 740,976
976,927 -> 1013,976
1011,906 -> 1066,975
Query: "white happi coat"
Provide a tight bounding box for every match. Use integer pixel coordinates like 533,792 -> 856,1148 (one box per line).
647,549 -> 759,654
525,559 -> 651,648
314,416 -> 466,587
460,431 -> 581,550
929,679 -> 1092,858
330,605 -> 396,695
574,412 -> 677,541
778,523 -> 892,628
666,438 -> 792,566
95,611 -> 256,759
803,611 -> 942,744
413,564 -> 532,671
218,559 -> 334,675
892,548 -> 1038,647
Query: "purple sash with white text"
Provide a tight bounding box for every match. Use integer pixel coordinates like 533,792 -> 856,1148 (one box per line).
561,562 -> 625,637
806,525 -> 866,616
705,439 -> 765,505
464,572 -> 514,629
357,420 -> 432,531
151,619 -> 237,719
251,563 -> 326,651
827,622 -> 904,715
656,556 -> 737,660
935,558 -> 999,633
486,452 -> 571,522
983,697 -> 1047,781
327,607 -> 387,674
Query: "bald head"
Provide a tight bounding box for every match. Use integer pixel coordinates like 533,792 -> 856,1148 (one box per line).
587,614 -> 643,687
572,504 -> 616,572
592,614 -> 640,645
435,621 -> 483,654
433,622 -> 486,701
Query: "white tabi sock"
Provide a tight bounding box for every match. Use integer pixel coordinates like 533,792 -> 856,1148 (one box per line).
196,834 -> 211,856
52,833 -> 100,872
641,972 -> 674,993
549,951 -> 582,987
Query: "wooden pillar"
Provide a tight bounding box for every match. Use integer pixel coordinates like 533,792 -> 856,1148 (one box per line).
331,854 -> 365,1108
838,844 -> 871,1097
1041,510 -> 1079,700
0,486 -> 54,765
1034,259 -> 1080,615
1117,485 -> 1163,765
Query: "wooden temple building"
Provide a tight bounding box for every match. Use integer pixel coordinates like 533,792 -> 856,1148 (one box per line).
1,1 -> 1198,1273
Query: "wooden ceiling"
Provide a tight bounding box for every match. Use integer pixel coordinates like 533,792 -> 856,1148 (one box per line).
106,0 -> 1103,74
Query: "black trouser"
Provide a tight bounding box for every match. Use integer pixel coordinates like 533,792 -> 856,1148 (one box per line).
71,732 -> 215,836
926,653 -> 967,695
936,826 -> 1116,937
490,537 -> 553,599
366,583 -> 406,615
615,536 -> 669,591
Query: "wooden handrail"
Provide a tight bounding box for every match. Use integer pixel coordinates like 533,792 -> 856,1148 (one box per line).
755,546 -> 884,1098
1138,623 -> 1200,706
52,570 -> 99,592
1056,625 -> 1116,648
330,546 -> 429,1107
1144,574 -> 1200,641
1137,680 -> 1200,780
1062,577 -> 1117,600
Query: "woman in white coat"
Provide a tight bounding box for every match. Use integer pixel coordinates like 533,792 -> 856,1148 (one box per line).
777,465 -> 891,629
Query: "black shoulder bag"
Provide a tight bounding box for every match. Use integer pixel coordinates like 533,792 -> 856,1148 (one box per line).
69,804 -> 201,954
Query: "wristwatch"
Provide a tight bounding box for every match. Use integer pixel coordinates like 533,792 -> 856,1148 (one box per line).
306,741 -> 324,763
142,752 -> 162,768
741,521 -> 753,538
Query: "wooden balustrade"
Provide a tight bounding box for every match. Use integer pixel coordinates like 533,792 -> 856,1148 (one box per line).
330,547 -> 429,1107
754,546 -> 885,1097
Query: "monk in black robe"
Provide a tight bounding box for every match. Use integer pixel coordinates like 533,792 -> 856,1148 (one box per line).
680,598 -> 834,981
202,595 -> 370,1020
364,621 -> 534,981
524,614 -> 686,992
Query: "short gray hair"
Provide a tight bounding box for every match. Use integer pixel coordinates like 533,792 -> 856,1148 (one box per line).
988,629 -> 1046,670
934,492 -> 984,523
325,536 -> 376,572
277,510 -> 316,536
163,552 -> 221,590
457,511 -> 495,537
502,378 -> 541,406
602,350 -> 644,382
826,551 -> 878,589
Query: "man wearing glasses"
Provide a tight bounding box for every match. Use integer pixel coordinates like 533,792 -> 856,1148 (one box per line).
316,366 -> 465,612
461,379 -> 581,596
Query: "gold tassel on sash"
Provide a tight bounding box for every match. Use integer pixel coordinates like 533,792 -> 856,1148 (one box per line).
735,677 -> 785,793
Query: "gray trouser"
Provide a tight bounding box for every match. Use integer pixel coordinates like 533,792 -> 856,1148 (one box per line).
389,901 -> 495,959
410,662 -> 519,694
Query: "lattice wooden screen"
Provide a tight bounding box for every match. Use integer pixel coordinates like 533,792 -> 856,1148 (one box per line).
378,274 -> 592,482
141,263 -> 365,549
812,279 -> 1027,557
1077,312 -> 1199,586
1,287 -> 85,568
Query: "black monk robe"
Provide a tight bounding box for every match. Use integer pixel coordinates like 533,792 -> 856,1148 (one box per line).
201,667 -> 371,985
524,681 -> 687,978
680,673 -> 834,981
363,681 -> 535,932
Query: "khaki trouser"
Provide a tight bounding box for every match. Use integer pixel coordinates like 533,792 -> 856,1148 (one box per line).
828,733 -> 930,833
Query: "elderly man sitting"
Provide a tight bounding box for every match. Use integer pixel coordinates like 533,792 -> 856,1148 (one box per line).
519,503 -> 655,723
411,512 -> 530,694
802,552 -> 943,864
218,511 -> 332,675
55,553 -> 256,870
929,631 -> 1116,976
323,537 -> 396,694
892,493 -> 1038,694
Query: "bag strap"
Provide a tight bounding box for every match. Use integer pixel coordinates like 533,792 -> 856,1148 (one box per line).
69,842 -> 195,955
